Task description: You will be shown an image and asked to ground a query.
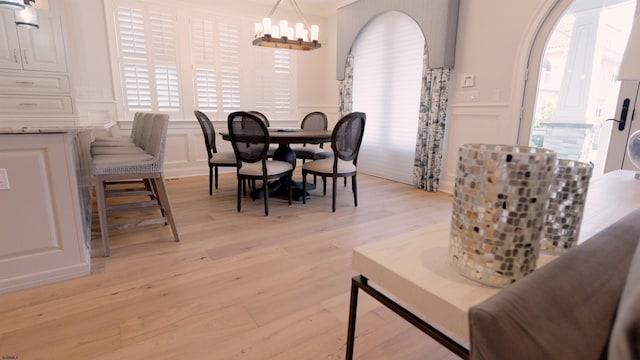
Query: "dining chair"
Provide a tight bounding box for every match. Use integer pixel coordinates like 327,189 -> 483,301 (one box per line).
248,110 -> 276,158
301,112 -> 366,212
194,110 -> 237,195
91,112 -> 180,256
227,111 -> 294,216
291,111 -> 328,163
248,110 -> 270,127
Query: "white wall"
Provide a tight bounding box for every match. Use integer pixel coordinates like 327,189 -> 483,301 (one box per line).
55,0 -> 558,186
441,0 -> 557,191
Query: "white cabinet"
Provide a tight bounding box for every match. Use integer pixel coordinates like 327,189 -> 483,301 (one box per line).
0,9 -> 67,72
0,8 -> 72,119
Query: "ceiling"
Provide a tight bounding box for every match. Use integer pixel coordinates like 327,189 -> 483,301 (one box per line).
250,0 -> 357,14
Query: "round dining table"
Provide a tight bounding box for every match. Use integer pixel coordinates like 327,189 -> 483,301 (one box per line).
220,128 -> 333,200
220,128 -> 332,168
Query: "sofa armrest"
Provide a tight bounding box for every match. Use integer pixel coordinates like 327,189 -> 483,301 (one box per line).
468,208 -> 640,360
607,233 -> 640,359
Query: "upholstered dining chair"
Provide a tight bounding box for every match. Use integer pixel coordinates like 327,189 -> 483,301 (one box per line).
227,111 -> 294,216
194,110 -> 237,195
248,110 -> 276,157
291,111 -> 328,163
248,110 -> 270,127
301,112 -> 366,212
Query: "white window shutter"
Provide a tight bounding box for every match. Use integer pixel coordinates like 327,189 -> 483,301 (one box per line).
114,1 -> 181,114
112,2 -> 298,119
253,47 -> 292,115
150,10 -> 177,60
190,17 -> 216,64
219,22 -> 240,112
195,68 -> 217,111
123,62 -> 152,111
116,6 -> 146,59
155,65 -> 180,111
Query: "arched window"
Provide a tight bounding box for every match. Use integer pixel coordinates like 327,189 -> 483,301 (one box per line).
352,11 -> 424,184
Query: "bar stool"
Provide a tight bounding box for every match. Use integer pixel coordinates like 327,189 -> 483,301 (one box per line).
91,112 -> 180,256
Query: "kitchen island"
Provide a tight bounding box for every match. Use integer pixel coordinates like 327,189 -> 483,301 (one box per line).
0,126 -> 107,293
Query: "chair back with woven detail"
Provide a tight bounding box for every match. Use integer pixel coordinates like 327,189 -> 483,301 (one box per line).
301,112 -> 366,212
227,111 -> 294,216
194,110 -> 237,194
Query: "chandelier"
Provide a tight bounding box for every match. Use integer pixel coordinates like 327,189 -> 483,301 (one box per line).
253,0 -> 321,51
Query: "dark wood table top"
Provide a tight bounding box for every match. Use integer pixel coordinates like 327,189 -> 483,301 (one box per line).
220,128 -> 332,145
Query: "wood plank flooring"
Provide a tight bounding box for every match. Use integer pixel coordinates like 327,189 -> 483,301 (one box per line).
0,171 -> 458,360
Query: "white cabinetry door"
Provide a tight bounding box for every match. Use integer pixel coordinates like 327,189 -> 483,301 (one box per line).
0,10 -> 21,70
0,9 -> 67,72
17,12 -> 67,72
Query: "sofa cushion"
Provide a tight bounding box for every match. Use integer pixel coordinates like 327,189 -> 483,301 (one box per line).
607,236 -> 640,360
468,208 -> 640,360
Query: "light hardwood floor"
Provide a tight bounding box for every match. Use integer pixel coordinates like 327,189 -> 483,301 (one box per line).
0,171 -> 459,360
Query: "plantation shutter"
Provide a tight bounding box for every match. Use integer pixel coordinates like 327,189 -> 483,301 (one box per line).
219,22 -> 240,112
111,0 -> 297,120
253,47 -> 292,115
114,1 -> 181,114
191,17 -> 217,112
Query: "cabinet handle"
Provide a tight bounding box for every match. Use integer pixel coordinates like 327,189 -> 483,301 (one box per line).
19,103 -> 38,107
13,49 -> 18,64
22,49 -> 28,65
15,81 -> 35,86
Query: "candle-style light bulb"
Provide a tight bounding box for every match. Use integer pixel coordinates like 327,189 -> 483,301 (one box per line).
280,20 -> 288,38
295,22 -> 304,40
262,18 -> 272,36
254,22 -> 262,37
310,25 -> 319,42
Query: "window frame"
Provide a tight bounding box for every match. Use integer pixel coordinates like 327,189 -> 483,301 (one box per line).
105,0 -> 298,122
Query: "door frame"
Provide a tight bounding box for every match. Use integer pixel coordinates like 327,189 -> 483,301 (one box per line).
518,0 -> 637,174
604,81 -> 640,172
517,0 -> 568,145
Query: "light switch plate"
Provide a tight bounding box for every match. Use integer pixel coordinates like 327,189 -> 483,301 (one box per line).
0,168 -> 10,190
461,74 -> 475,88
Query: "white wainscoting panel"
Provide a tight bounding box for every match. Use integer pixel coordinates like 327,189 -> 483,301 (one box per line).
440,103 -> 514,192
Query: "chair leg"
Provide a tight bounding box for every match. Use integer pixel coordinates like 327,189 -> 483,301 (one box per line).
302,172 -> 307,204
146,178 -> 168,222
94,176 -> 110,257
237,178 -> 242,212
151,176 -> 180,242
323,176 -> 327,196
352,175 -> 358,207
209,165 -> 213,195
214,166 -> 219,190
332,175 -> 338,212
344,177 -> 347,187
263,179 -> 269,216
288,175 -> 292,205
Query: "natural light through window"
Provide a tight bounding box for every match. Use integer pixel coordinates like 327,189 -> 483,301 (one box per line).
352,11 -> 424,184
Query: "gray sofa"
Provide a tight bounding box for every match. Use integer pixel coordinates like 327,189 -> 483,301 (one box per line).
468,208 -> 640,360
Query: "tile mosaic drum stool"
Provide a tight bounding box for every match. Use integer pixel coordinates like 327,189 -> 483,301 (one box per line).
540,159 -> 593,254
449,144 -> 556,287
